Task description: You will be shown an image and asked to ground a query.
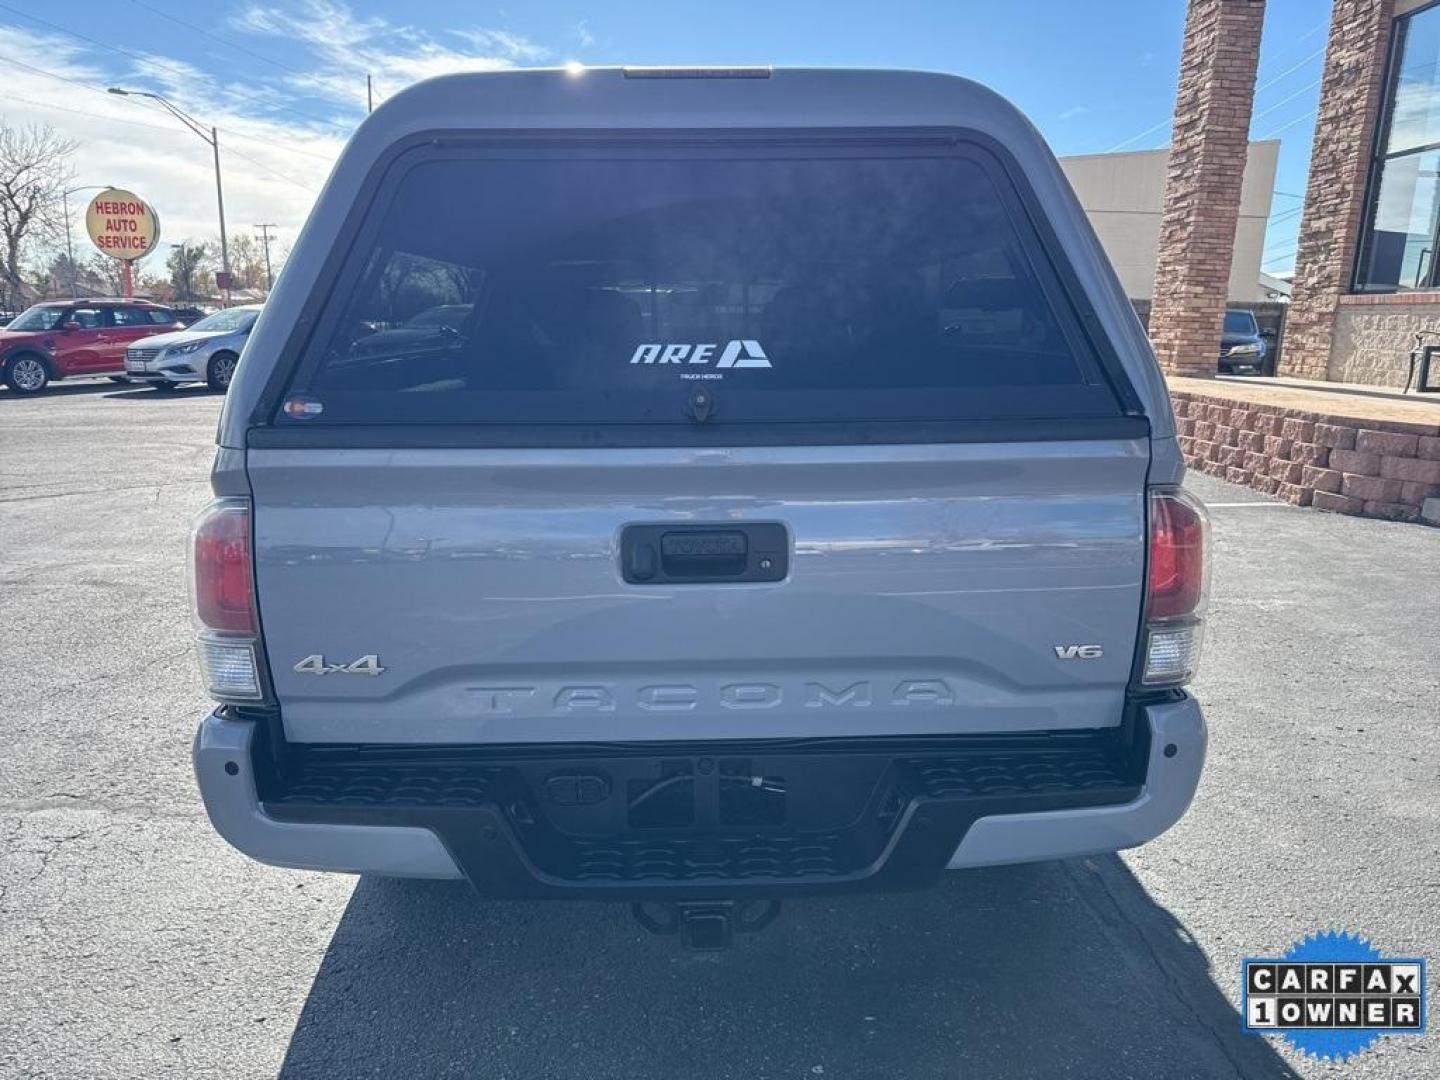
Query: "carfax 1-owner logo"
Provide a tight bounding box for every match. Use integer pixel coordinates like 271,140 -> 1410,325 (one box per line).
1242,930 -> 1427,1061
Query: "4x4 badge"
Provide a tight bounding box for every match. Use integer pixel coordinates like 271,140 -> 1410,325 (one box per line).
293,654 -> 385,676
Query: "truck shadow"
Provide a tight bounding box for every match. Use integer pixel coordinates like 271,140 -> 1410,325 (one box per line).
278,856 -> 1302,1079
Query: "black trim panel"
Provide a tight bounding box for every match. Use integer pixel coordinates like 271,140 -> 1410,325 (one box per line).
246,415 -> 1149,449
254,720 -> 1149,901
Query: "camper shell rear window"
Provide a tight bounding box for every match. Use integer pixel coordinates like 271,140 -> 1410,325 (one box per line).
274,136 -> 1127,434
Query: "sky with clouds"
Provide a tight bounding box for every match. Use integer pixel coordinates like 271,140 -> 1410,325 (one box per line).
0,0 -> 1326,280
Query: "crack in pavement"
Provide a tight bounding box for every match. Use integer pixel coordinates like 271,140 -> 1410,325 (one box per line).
0,479 -> 208,504
6,647 -> 194,710
0,798 -> 203,820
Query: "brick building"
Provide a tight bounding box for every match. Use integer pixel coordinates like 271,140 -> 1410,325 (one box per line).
1150,0 -> 1440,524
1285,0 -> 1440,388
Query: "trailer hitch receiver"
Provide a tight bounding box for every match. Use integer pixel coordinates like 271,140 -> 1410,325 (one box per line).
632,899 -> 782,950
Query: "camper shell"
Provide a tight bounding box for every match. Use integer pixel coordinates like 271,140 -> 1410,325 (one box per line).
193,68 -> 1206,947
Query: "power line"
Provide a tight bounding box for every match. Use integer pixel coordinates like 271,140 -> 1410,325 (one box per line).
1105,24 -> 1327,153
1250,79 -> 1321,124
214,127 -> 336,164
221,146 -> 316,192
0,88 -> 192,137
0,49 -> 328,184
0,2 -> 209,84
126,0 -> 307,76
0,1 -> 354,135
1253,44 -> 1326,96
1258,110 -> 1317,140
1105,117 -> 1172,154
1264,224 -> 1301,250
0,49 -> 110,95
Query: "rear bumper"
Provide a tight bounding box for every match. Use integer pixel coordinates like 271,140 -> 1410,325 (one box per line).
193,696 -> 1205,891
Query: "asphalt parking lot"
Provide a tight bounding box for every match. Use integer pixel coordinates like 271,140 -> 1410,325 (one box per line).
1,379 -> 1436,1080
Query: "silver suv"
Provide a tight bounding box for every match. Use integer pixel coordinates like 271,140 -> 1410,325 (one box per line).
190,68 -> 1209,949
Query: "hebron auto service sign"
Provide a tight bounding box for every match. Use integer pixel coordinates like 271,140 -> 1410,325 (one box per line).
85,188 -> 159,261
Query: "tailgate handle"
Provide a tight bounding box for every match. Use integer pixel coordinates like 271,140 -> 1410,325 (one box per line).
622,524 -> 788,584
661,531 -> 747,578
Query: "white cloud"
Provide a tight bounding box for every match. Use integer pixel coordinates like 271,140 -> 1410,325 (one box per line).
0,2 -> 548,278
230,1 -> 547,108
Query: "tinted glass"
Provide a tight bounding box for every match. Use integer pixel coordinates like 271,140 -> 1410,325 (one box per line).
1357,149 -> 1440,290
70,308 -> 104,329
147,309 -> 176,324
1222,311 -> 1257,334
112,307 -> 153,326
6,305 -> 67,331
284,146 -> 1117,427
190,308 -> 259,333
405,304 -> 472,329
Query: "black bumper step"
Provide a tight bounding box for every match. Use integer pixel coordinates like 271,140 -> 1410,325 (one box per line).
258,730 -> 1146,900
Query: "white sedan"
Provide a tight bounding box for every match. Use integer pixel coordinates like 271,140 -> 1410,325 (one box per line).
124,305 -> 261,391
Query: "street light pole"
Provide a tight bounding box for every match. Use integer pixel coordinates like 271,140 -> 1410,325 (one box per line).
63,189 -> 75,298
61,185 -> 110,298
107,87 -> 231,307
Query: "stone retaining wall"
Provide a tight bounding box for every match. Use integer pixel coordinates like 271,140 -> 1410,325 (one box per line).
1170,390 -> 1440,524
1328,296 -> 1440,388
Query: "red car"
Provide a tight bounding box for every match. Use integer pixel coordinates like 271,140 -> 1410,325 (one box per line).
0,299 -> 183,394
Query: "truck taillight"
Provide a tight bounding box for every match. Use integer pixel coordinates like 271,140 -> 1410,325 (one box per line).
1141,488 -> 1210,687
194,501 -> 255,633
191,499 -> 263,701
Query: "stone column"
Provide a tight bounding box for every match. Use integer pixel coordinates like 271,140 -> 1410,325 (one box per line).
1148,0 -> 1267,379
1281,0 -> 1396,380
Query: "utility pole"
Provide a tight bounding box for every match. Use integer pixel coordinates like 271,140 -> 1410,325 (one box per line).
212,125 -> 231,306
107,88 -> 231,306
367,74 -> 373,113
254,224 -> 277,292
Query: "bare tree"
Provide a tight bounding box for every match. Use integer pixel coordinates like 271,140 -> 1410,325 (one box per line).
167,241 -> 212,302
0,120 -> 77,310
225,233 -> 266,292
29,251 -> 85,299
138,272 -> 176,302
84,253 -> 126,297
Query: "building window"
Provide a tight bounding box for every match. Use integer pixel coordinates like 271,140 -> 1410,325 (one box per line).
1356,3 -> 1440,292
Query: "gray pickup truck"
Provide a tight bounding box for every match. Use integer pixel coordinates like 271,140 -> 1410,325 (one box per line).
191,67 -> 1209,949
